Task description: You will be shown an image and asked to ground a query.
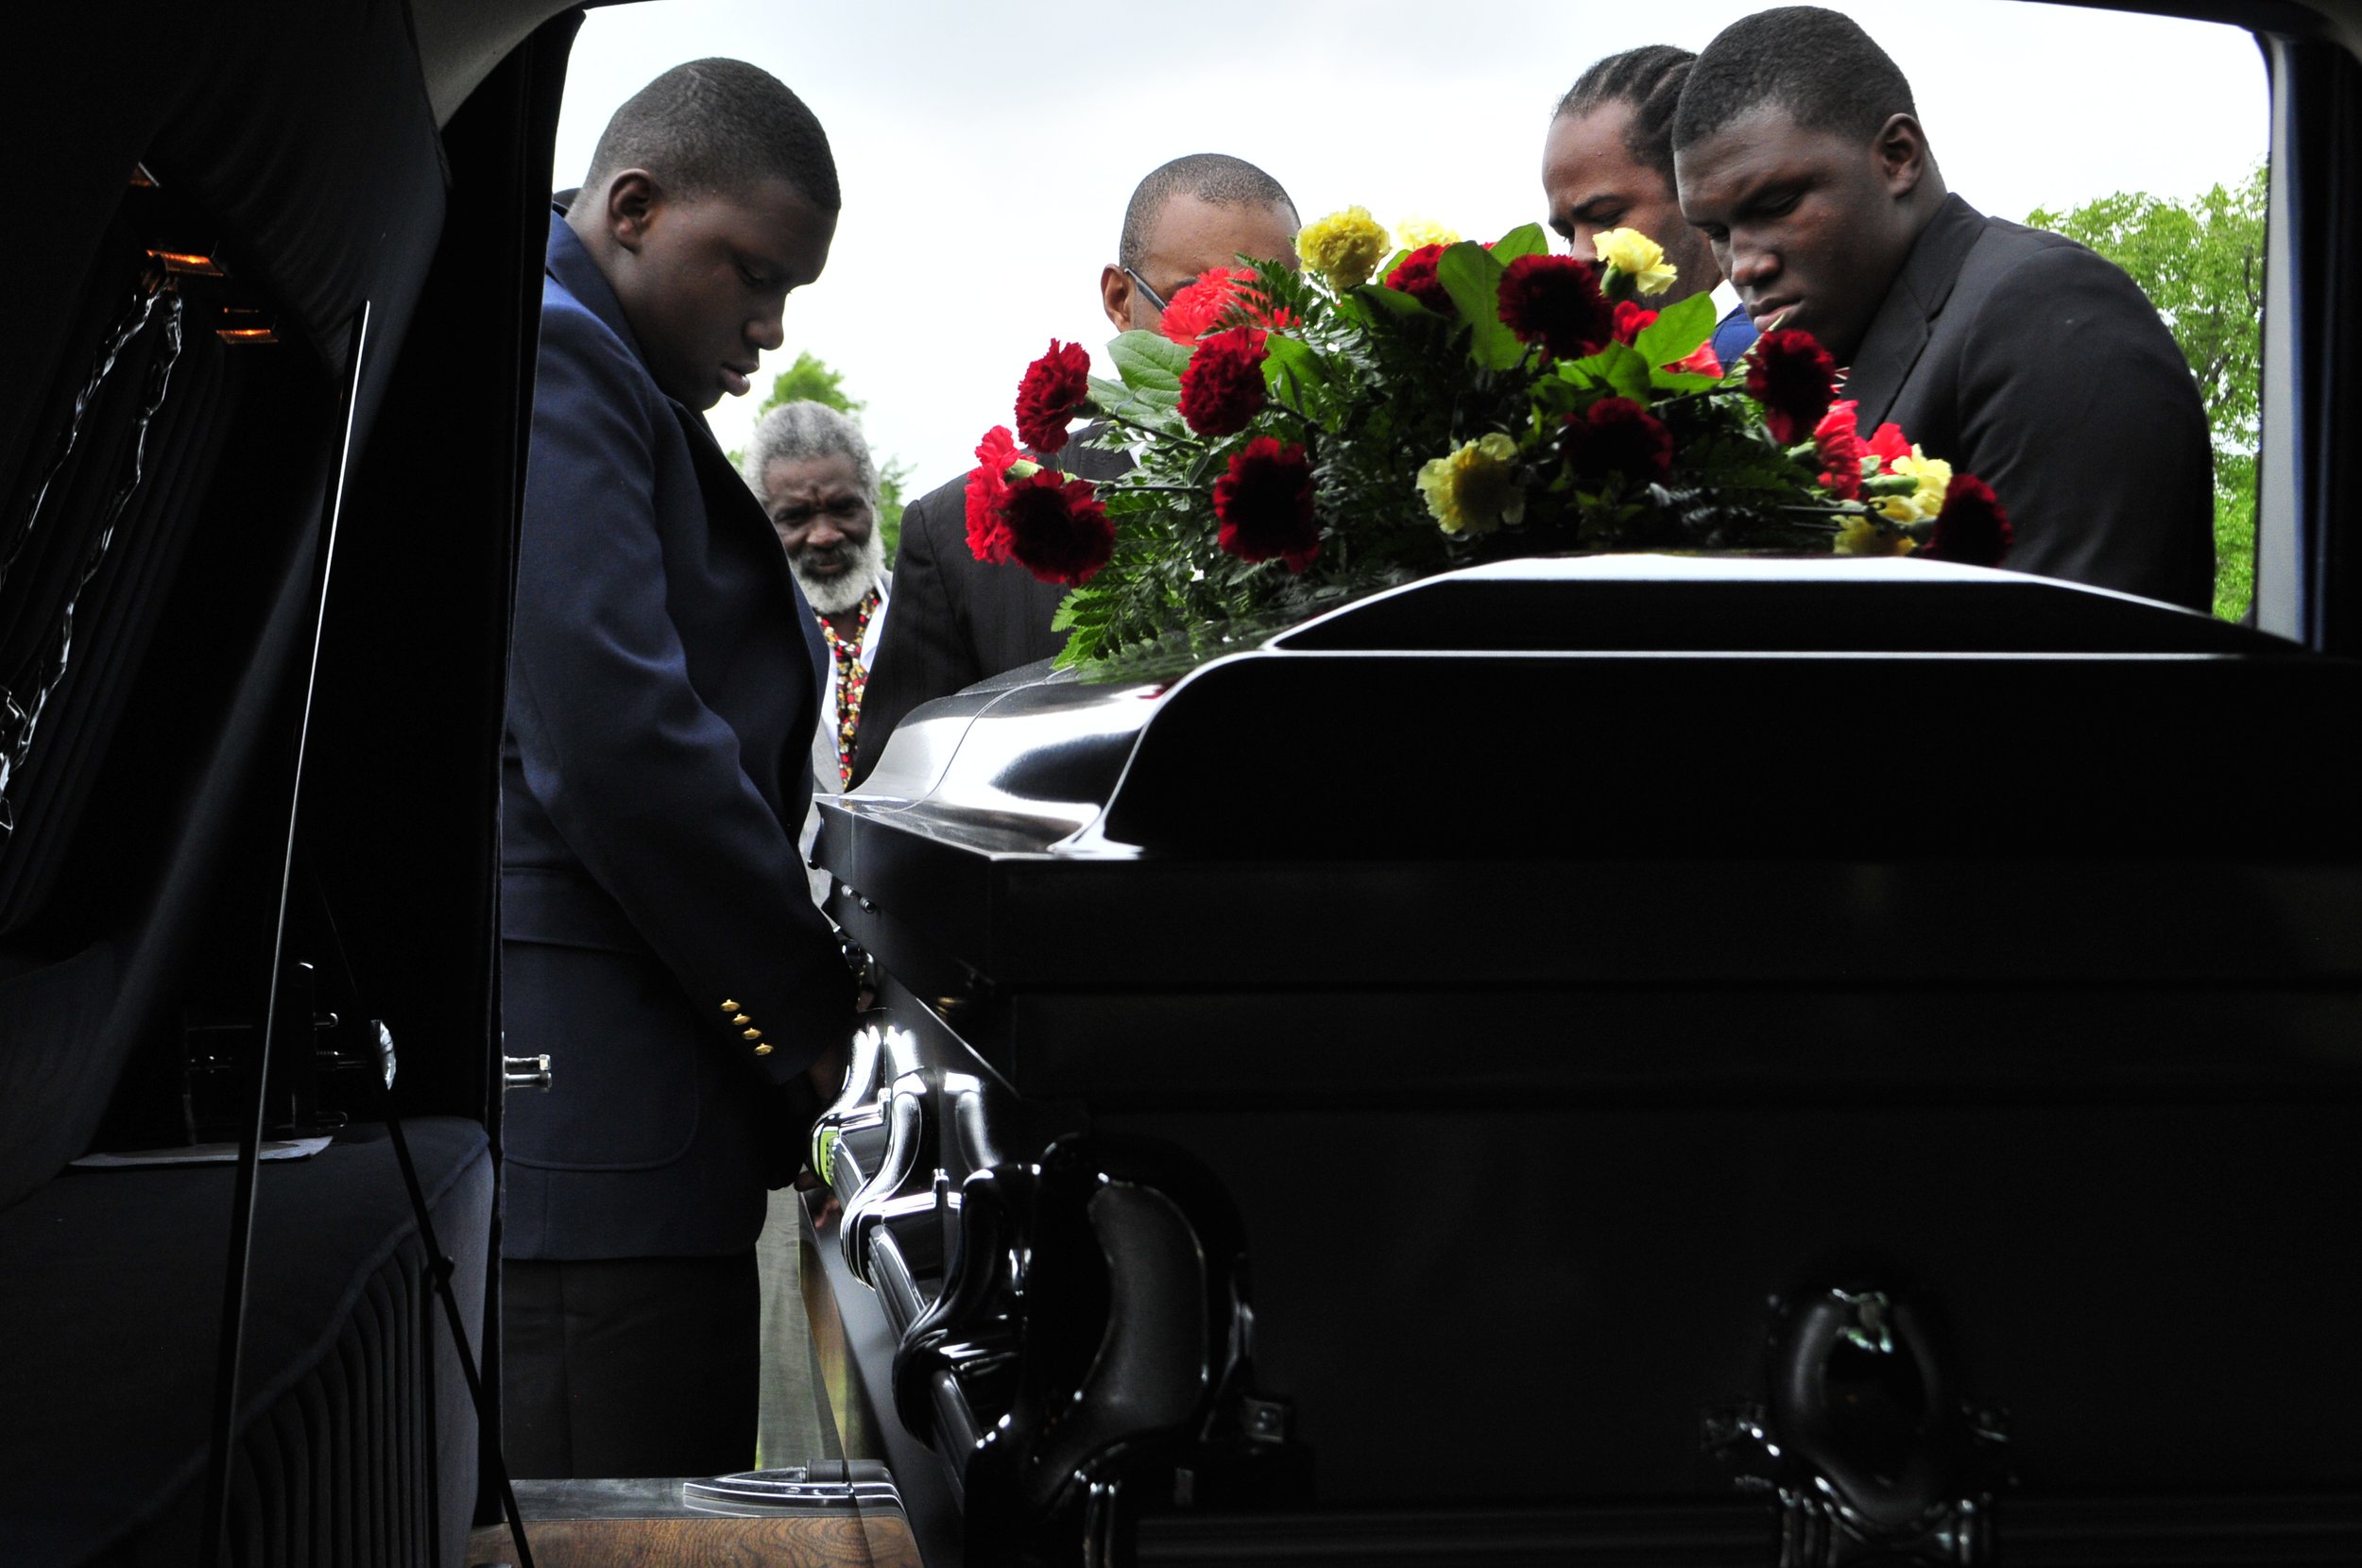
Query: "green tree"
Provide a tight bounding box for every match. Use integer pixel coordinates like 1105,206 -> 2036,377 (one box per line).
2028,164 -> 2266,621
746,351 -> 911,564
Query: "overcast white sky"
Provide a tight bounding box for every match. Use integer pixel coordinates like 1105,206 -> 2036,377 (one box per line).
552,1 -> 2268,494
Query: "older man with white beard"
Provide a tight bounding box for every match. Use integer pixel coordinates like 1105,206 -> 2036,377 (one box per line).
738,399 -> 891,1466
742,401 -> 893,810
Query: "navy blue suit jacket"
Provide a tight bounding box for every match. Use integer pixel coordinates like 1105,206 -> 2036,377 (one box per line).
500,213 -> 853,1260
1710,302 -> 1757,368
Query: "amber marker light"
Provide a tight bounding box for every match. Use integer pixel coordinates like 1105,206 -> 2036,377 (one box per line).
215,307 -> 277,345
146,248 -> 226,277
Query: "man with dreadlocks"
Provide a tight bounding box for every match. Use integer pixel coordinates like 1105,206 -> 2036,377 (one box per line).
1544,44 -> 1757,366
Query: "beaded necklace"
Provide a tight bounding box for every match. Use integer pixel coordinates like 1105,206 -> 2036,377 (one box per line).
819,587 -> 880,788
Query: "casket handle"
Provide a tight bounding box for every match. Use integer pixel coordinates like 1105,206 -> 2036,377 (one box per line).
811,1023 -> 898,1184
933,1138 -> 1309,1566
1707,1282 -> 2009,1567
839,1069 -> 939,1287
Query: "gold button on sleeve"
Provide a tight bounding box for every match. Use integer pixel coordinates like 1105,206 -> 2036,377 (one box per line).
719,998 -> 739,1013
743,1027 -> 762,1041
731,1014 -> 751,1026
753,1043 -> 774,1056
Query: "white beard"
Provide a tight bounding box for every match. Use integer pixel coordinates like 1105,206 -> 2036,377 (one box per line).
792,525 -> 887,615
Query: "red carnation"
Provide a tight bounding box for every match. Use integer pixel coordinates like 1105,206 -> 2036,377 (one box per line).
1212,435 -> 1319,571
1496,253 -> 1616,361
1015,339 -> 1091,453
1383,244 -> 1452,314
965,425 -> 1025,562
1612,300 -> 1658,346
1178,326 -> 1270,437
1813,399 -> 1867,500
1924,473 -> 2012,567
1159,266 -> 1294,343
1560,396 -> 1673,484
1001,468 -> 1116,586
1865,420 -> 1913,468
1745,328 -> 1839,446
1668,340 -> 1722,377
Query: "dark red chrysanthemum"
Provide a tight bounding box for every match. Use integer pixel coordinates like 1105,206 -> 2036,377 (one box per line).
1744,328 -> 1840,446
1924,473 -> 2012,567
1496,253 -> 1615,361
1813,399 -> 1867,500
1383,244 -> 1452,314
1014,339 -> 1091,453
1612,300 -> 1658,346
1159,266 -> 1295,342
1212,435 -> 1319,571
1560,396 -> 1673,484
1000,468 -> 1116,586
965,425 -> 1025,562
1178,327 -> 1270,437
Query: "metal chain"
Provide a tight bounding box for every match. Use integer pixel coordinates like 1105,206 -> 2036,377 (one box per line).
0,274 -> 186,842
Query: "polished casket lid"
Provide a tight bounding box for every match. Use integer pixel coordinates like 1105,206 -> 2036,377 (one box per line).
818,555 -> 2362,1015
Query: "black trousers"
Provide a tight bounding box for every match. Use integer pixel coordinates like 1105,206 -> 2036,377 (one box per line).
502,1252 -> 759,1479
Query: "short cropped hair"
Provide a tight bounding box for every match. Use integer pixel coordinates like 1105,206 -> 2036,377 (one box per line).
1555,45 -> 1697,190
1118,154 -> 1297,273
1671,8 -> 1917,152
585,59 -> 841,211
740,401 -> 879,506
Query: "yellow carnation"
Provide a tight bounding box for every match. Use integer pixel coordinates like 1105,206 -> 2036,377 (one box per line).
1873,449 -> 1953,524
1593,227 -> 1678,297
1835,514 -> 1916,557
1415,434 -> 1526,537
1394,215 -> 1462,251
1297,206 -> 1392,291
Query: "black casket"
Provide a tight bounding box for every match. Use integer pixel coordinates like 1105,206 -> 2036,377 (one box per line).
810,556 -> 2362,1567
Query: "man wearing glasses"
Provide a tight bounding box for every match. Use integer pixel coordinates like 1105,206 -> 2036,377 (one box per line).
849,153 -> 1298,785
1098,154 -> 1300,334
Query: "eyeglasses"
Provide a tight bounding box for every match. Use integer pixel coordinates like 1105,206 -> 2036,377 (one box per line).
1121,264 -> 1172,315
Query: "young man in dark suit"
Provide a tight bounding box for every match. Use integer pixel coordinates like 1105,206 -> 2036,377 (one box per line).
1671,7 -> 2214,609
849,154 -> 1298,786
500,59 -> 857,1479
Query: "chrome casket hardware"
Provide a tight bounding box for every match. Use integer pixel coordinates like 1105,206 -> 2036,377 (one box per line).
681,1460 -> 900,1511
501,1054 -> 552,1092
811,1022 -> 896,1181
1707,1284 -> 2010,1567
840,1068 -> 940,1286
897,1137 -> 1309,1568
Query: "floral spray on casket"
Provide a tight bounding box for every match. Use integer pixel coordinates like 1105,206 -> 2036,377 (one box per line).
964,208 -> 2013,674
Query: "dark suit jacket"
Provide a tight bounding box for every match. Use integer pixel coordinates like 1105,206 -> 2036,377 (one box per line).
500,213 -> 853,1261
850,431 -> 1131,784
1843,194 -> 2214,610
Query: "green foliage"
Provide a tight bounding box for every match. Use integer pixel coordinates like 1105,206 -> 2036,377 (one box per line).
1435,243 -> 1520,370
1634,292 -> 1718,385
1489,223 -> 1551,265
2028,164 -> 2266,620
760,349 -> 862,416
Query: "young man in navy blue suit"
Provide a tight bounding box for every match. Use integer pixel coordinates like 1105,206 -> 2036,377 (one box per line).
500,59 -> 857,1479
